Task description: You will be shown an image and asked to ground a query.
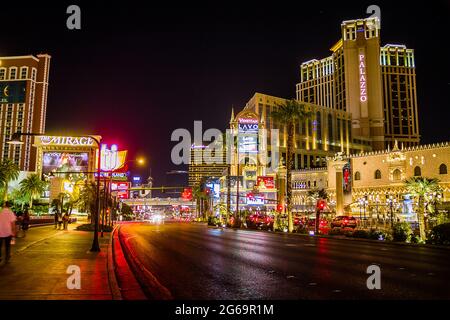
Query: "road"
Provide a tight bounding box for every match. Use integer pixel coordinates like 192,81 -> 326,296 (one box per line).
118,222 -> 450,299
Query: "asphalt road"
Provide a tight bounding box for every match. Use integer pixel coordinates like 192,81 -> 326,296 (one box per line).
118,222 -> 450,299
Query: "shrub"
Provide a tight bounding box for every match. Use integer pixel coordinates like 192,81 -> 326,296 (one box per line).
351,229 -> 369,239
392,222 -> 411,242
75,224 -> 113,232
328,228 -> 342,236
427,223 -> 450,245
368,229 -> 388,241
208,216 -> 221,226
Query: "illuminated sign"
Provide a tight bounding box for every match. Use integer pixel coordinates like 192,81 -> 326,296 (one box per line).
132,176 -> 141,182
359,54 -> 367,102
39,136 -> 95,146
343,161 -> 352,195
238,135 -> 258,153
111,182 -> 130,199
42,152 -> 89,176
256,176 -> 275,189
0,81 -> 26,103
246,193 -> 265,205
100,144 -> 127,171
238,118 -> 259,133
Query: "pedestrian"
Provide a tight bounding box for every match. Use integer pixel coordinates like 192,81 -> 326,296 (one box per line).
21,209 -> 30,238
58,213 -> 63,230
54,210 -> 59,229
0,201 -> 17,264
62,212 -> 69,230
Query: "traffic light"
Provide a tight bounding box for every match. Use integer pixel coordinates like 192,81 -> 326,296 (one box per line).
317,199 -> 326,211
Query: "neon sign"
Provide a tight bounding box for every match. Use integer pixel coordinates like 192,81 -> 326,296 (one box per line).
359,54 -> 367,102
40,136 -> 95,146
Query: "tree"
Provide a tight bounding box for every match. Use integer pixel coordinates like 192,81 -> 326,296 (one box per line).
271,100 -> 312,232
192,184 -> 208,220
19,174 -> 47,209
10,188 -> 30,212
405,177 -> 441,240
79,182 -> 97,223
0,158 -> 20,201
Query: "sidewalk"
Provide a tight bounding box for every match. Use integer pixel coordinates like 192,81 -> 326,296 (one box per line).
0,223 -> 115,300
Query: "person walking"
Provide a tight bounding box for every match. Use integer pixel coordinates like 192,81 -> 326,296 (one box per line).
57,213 -> 63,230
62,212 -> 69,230
21,209 -> 30,238
54,210 -> 59,229
0,202 -> 17,264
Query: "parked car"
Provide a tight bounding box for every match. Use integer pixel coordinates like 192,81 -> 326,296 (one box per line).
246,214 -> 274,230
331,216 -> 357,228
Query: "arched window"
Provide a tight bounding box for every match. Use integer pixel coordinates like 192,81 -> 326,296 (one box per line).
354,171 -> 361,181
414,166 -> 421,177
439,164 -> 447,175
374,170 -> 381,179
393,169 -> 401,181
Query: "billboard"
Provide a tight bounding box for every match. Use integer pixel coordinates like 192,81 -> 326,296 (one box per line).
0,81 -> 27,104
42,152 -> 89,176
111,182 -> 130,199
343,161 -> 351,195
238,135 -> 258,153
257,176 -> 275,189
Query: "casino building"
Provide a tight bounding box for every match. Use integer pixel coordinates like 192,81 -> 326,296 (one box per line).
33,135 -> 101,202
291,141 -> 450,221
296,17 -> 419,150
0,54 -> 51,171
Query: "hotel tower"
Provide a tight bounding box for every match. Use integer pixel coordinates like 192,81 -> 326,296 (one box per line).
296,17 -> 419,150
0,54 -> 51,171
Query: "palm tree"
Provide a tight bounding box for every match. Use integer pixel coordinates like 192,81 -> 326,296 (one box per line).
0,158 -> 20,201
192,184 -> 208,220
19,174 -> 47,209
405,177 -> 441,240
271,100 -> 312,232
79,182 -> 97,223
10,188 -> 30,211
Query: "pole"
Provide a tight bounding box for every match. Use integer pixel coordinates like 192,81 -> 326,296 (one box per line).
90,137 -> 102,252
226,165 -> 231,225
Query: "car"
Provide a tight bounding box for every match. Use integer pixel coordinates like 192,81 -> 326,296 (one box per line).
331,216 -> 357,228
246,214 -> 274,230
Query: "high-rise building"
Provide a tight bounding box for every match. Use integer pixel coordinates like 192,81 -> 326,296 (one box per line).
188,144 -> 228,187
296,17 -> 419,150
0,54 -> 51,171
244,92 -> 371,170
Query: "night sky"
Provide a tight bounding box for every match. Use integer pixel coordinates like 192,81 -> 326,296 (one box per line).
1,1 -> 449,187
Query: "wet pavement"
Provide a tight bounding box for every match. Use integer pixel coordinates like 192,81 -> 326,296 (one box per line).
0,224 -> 113,300
119,222 -> 450,299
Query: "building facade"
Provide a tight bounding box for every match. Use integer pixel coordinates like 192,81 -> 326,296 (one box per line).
0,54 -> 51,171
188,144 -> 228,187
245,92 -> 371,170
296,17 -> 419,150
292,142 -> 450,222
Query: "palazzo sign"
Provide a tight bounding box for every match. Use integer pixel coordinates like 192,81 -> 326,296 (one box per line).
359,54 -> 367,102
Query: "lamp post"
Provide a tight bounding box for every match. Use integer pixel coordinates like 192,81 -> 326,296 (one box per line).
8,132 -> 103,252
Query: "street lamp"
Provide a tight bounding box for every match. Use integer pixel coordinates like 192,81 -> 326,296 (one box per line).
8,132 -> 103,252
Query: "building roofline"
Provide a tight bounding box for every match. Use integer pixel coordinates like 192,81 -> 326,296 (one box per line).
0,55 -> 40,62
349,142 -> 450,158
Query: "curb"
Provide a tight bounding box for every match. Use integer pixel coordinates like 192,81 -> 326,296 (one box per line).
107,225 -> 123,300
111,225 -> 147,300
118,226 -> 173,300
